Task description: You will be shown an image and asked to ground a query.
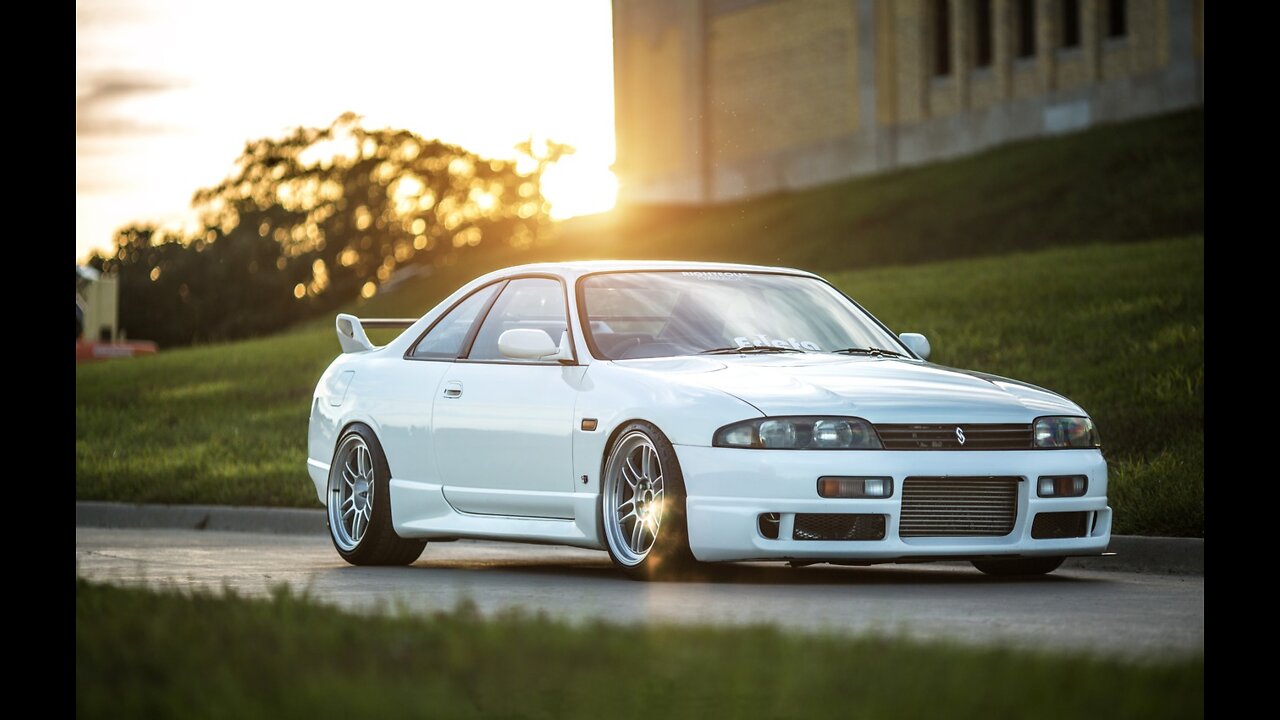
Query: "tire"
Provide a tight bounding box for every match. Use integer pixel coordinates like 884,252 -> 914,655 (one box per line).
601,421 -> 697,581
326,424 -> 426,566
971,556 -> 1065,577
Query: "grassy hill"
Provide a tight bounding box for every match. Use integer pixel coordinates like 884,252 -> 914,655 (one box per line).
76,110 -> 1203,535
563,109 -> 1202,267
364,108 -> 1202,317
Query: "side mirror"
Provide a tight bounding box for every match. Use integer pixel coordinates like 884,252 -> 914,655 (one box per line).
899,332 -> 931,360
498,328 -> 573,363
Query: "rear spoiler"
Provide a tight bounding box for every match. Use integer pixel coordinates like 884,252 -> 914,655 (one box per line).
335,313 -> 416,353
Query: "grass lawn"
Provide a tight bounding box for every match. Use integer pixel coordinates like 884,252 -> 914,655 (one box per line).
76,579 -> 1204,720
75,237 -> 1204,536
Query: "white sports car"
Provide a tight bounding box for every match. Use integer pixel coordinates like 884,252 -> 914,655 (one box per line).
308,261 -> 1111,579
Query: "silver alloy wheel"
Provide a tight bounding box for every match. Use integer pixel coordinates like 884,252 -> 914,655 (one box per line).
603,431 -> 666,566
329,435 -> 375,552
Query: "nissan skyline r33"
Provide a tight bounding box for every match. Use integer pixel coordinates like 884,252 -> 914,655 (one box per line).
308,261 -> 1110,580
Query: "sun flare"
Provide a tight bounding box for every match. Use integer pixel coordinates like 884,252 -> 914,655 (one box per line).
542,157 -> 619,220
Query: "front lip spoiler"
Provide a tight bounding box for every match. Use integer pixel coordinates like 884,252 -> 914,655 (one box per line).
784,551 -> 1117,568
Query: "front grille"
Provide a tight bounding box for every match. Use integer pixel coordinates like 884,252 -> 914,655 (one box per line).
875,423 -> 1033,450
793,513 -> 886,541
1031,511 -> 1089,539
900,476 -> 1018,537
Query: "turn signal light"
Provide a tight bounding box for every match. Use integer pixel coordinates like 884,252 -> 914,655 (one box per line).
817,476 -> 894,499
1037,475 -> 1088,497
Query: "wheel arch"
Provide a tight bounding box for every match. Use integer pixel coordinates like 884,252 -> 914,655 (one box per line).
597,417 -> 665,480
336,418 -> 375,446
332,416 -> 402,478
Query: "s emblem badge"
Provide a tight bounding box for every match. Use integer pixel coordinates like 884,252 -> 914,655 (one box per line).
955,427 -> 966,445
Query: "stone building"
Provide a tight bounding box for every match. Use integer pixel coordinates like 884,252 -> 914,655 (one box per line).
612,0 -> 1204,203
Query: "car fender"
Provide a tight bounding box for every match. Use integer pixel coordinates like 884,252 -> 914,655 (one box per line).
307,353 -> 392,503
571,362 -> 763,498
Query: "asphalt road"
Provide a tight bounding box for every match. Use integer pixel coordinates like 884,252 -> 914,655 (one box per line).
76,527 -> 1203,659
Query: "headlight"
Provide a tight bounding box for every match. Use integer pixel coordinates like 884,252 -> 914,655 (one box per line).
714,417 -> 882,450
1033,416 -> 1100,448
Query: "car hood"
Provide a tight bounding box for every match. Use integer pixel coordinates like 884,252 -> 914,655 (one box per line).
610,355 -> 1084,424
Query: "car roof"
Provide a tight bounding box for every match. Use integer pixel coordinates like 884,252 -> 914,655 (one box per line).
471,259 -> 821,283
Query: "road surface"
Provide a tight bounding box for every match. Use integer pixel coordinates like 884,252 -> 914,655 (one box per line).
75,527 -> 1202,659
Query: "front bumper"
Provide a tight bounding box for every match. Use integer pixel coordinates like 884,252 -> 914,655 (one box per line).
675,445 -> 1111,563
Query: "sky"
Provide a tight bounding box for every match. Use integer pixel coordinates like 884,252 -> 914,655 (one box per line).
75,0 -> 617,261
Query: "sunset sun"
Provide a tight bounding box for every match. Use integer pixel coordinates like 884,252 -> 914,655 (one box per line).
541,156 -> 619,219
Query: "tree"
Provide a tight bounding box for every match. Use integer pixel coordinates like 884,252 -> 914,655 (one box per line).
91,114 -> 568,347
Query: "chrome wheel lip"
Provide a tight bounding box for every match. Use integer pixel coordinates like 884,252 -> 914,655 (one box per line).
603,431 -> 665,566
328,435 -> 374,552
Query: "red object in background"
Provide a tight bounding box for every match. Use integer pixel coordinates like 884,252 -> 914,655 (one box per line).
76,340 -> 158,363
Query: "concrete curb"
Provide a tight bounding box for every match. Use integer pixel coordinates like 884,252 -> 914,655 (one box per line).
76,501 -> 325,536
75,501 -> 1203,575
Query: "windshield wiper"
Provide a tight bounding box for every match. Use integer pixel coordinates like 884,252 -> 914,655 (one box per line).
829,346 -> 908,358
699,345 -> 807,355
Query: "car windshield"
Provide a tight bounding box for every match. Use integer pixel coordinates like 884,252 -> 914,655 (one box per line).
579,271 -> 910,360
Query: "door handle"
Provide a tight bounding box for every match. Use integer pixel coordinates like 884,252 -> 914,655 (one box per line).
442,381 -> 463,399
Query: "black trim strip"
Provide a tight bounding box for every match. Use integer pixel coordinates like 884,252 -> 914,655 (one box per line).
404,279 -> 506,361
457,280 -> 509,359
360,318 -> 418,329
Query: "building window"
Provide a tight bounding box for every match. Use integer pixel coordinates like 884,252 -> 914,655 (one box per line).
1061,0 -> 1082,48
1016,0 -> 1036,59
933,0 -> 952,76
974,0 -> 993,68
1106,0 -> 1128,38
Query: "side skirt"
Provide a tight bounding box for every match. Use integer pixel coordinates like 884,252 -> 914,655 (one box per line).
388,478 -> 606,551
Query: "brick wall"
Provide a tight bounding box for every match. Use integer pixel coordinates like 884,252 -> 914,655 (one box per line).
708,0 -> 860,164
612,0 -> 1203,203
